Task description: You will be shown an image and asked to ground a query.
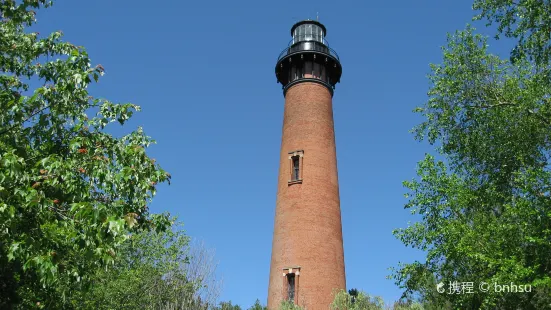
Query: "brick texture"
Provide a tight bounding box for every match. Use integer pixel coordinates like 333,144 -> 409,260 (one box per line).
267,82 -> 346,310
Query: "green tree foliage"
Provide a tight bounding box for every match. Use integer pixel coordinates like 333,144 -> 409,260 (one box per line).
330,289 -> 385,310
214,301 -> 242,310
348,288 -> 359,303
211,299 -> 268,310
392,1 -> 551,308
391,300 -> 425,310
473,0 -> 551,66
247,299 -> 267,310
330,289 -> 424,310
0,0 -> 172,307
277,300 -> 303,310
69,221 -> 206,309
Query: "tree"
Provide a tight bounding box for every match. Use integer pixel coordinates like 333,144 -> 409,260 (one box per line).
277,300 -> 303,310
392,2 -> 551,308
330,289 -> 385,310
214,301 -> 242,310
182,239 -> 223,308
65,221 -> 223,310
0,0 -> 172,307
247,299 -> 267,310
473,0 -> 551,67
348,288 -> 359,304
330,289 -> 424,310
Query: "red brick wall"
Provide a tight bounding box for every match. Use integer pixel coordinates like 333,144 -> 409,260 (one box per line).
267,81 -> 346,310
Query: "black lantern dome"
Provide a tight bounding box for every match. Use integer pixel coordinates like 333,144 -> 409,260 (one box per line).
275,20 -> 342,96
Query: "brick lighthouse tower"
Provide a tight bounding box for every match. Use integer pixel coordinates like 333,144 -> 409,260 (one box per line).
267,20 -> 345,310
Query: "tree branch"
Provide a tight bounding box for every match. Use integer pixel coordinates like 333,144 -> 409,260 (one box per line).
0,103 -> 51,136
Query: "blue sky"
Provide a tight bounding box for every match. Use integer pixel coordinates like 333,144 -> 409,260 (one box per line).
33,0 -> 513,308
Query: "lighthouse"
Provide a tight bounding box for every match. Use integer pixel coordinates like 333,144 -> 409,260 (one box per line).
267,20 -> 345,310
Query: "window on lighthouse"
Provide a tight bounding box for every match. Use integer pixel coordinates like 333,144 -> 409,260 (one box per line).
287,273 -> 296,301
292,156 -> 300,181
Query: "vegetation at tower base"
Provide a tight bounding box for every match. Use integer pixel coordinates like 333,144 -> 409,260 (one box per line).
204,292 -> 427,310
246,299 -> 268,310
207,299 -> 268,310
67,223 -> 222,309
329,289 -> 424,310
215,301 -> 245,310
330,289 -> 385,310
391,1 -> 551,309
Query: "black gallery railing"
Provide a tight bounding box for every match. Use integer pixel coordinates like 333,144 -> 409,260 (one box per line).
277,39 -> 340,62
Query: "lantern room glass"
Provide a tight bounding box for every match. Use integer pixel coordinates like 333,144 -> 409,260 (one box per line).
293,23 -> 324,45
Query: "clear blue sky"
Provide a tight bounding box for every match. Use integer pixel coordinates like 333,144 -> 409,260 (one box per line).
33,1 -> 512,308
